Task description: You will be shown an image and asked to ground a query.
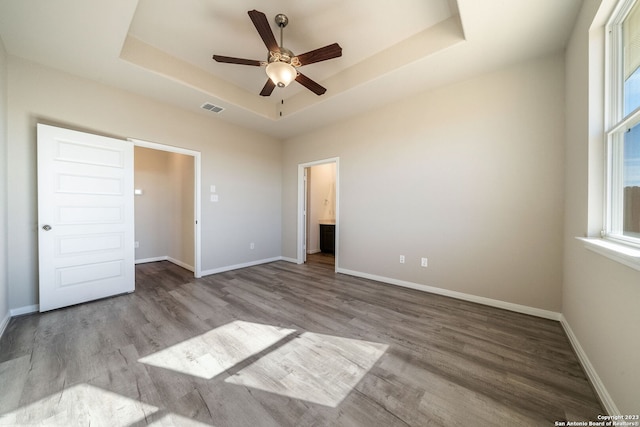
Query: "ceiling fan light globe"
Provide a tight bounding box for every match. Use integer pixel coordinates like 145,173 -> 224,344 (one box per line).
266,61 -> 297,88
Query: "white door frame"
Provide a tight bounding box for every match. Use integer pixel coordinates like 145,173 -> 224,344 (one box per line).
297,157 -> 339,271
129,138 -> 202,278
303,167 -> 308,264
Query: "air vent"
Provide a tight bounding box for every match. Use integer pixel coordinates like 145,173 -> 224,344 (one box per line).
201,102 -> 224,113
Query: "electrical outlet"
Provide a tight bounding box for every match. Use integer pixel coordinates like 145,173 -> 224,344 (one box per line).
250,242 -> 255,250
421,257 -> 428,267
134,241 -> 139,249
400,255 -> 405,264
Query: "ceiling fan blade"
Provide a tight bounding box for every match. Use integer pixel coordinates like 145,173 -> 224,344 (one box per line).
295,73 -> 327,96
213,55 -> 262,66
260,78 -> 276,96
248,10 -> 279,53
294,43 -> 342,66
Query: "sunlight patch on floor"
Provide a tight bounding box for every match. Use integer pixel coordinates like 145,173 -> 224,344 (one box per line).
225,332 -> 388,407
148,412 -> 214,426
138,320 -> 297,379
0,383 -> 189,426
138,320 -> 388,407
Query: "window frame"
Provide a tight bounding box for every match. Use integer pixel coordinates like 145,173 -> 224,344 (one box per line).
604,0 -> 640,250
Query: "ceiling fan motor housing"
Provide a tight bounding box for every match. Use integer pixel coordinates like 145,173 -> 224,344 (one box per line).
269,47 -> 294,64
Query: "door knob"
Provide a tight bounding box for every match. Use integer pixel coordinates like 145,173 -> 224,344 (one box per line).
42,225 -> 52,231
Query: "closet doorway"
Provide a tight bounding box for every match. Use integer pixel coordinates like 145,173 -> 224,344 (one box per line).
297,158 -> 339,270
131,139 -> 202,278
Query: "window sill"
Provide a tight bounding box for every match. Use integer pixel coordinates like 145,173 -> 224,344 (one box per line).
577,237 -> 640,272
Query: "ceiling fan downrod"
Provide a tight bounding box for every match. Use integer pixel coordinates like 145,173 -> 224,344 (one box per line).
274,13 -> 288,48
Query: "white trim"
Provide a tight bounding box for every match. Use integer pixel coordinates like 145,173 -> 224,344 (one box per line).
10,304 -> 39,316
129,138 -> 202,279
135,256 -> 194,272
604,0 -> 640,248
135,256 -> 168,264
297,158 -> 340,271
0,311 -> 10,339
167,257 -> 194,272
307,249 -> 322,255
303,167 -> 308,264
336,268 -> 561,321
560,315 -> 620,415
577,237 -> 640,271
201,257 -> 283,276
280,256 -> 300,264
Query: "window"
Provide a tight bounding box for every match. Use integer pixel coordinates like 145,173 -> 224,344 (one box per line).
606,0 -> 640,247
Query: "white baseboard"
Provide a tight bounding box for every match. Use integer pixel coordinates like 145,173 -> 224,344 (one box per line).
201,257 -> 283,276
135,256 -> 168,264
307,249 -> 321,255
0,310 -> 10,339
167,257 -> 194,272
336,268 -> 561,321
136,256 -> 194,272
560,315 -> 619,415
280,256 -> 300,264
10,304 -> 39,316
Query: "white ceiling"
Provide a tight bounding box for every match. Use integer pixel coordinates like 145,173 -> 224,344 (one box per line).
0,0 -> 582,139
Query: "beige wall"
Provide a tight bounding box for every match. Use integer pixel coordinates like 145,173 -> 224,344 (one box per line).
134,147 -> 195,270
6,57 -> 282,310
0,38 -> 8,327
283,52 -> 566,312
169,151 -> 195,267
134,146 -> 171,261
307,163 -> 336,253
564,0 -> 640,414
134,147 -> 195,268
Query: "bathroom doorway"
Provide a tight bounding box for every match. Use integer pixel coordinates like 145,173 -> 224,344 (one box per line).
297,158 -> 339,270
306,163 -> 336,268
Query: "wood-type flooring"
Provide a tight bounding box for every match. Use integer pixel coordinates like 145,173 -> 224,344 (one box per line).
0,260 -> 604,426
306,252 -> 335,268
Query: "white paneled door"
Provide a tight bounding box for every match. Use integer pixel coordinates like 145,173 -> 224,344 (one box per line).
37,124 -> 135,312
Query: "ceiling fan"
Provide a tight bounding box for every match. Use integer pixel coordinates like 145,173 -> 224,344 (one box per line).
212,10 -> 342,96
